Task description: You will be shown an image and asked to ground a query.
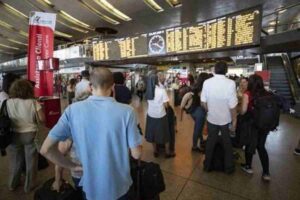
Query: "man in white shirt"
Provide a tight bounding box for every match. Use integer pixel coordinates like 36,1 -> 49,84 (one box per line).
75,70 -> 90,98
201,61 -> 238,174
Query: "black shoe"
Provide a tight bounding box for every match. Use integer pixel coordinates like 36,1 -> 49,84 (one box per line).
165,153 -> 176,158
192,147 -> 204,153
294,149 -> 300,156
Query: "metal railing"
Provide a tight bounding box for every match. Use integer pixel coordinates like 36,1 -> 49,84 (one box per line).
262,2 -> 300,35
281,53 -> 300,102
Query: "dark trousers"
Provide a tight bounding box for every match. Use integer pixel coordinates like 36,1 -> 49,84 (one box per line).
204,122 -> 235,172
245,133 -> 269,174
190,107 -> 206,148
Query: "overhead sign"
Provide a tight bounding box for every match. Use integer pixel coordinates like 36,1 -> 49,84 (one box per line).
93,6 -> 261,61
27,11 -> 56,96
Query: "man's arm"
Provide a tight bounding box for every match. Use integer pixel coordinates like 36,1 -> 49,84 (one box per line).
130,145 -> 142,160
201,102 -> 208,112
127,110 -> 143,159
229,107 -> 237,132
228,82 -> 238,132
40,137 -> 82,173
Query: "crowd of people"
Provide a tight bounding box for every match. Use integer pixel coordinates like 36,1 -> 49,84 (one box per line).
0,61 -> 299,199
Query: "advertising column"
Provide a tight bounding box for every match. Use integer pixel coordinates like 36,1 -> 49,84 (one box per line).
27,12 -> 56,96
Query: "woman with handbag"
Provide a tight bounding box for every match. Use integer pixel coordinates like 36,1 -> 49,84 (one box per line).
6,79 -> 45,193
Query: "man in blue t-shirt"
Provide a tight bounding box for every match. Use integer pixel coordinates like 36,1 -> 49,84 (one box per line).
41,68 -> 143,200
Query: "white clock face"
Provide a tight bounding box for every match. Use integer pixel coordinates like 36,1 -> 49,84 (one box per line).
149,35 -> 165,54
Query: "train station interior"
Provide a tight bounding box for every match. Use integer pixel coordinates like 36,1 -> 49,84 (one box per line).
0,0 -> 300,200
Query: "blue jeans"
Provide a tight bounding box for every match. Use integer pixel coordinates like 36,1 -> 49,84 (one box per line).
190,107 -> 206,148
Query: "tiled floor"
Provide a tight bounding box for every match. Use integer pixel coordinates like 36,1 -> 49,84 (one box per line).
1,94 -> 300,200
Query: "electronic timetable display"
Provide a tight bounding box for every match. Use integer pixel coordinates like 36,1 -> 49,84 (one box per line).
93,7 -> 261,61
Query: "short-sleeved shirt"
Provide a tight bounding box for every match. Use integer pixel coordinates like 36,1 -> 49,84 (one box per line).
7,99 -> 42,133
201,75 -> 238,125
75,79 -> 90,98
48,96 -> 142,200
147,86 -> 169,118
114,85 -> 132,104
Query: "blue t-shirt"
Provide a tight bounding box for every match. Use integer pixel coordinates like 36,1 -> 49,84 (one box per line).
49,96 -> 142,200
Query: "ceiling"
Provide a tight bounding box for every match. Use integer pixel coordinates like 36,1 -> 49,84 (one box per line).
0,0 -> 299,60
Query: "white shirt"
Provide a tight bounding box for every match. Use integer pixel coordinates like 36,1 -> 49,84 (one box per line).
201,75 -> 238,125
7,99 -> 42,133
147,86 -> 169,118
0,91 -> 9,108
75,79 -> 90,98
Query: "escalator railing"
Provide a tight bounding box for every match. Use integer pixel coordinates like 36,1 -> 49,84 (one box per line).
281,54 -> 300,102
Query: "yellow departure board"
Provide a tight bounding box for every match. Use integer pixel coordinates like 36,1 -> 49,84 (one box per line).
93,6 -> 261,61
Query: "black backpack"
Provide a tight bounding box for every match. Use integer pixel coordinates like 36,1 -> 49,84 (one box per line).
130,160 -> 165,199
253,93 -> 280,132
0,100 -> 13,153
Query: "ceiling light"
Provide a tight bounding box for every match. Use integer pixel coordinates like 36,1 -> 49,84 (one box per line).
38,0 -> 54,7
0,1 -> 29,19
78,0 -> 120,25
144,0 -> 164,12
56,19 -> 89,33
0,43 -> 20,50
59,10 -> 92,29
165,0 -> 182,7
0,49 -> 15,54
0,34 -> 27,46
7,39 -> 27,46
55,31 -> 73,38
278,9 -> 286,14
0,19 -> 28,38
267,28 -> 274,32
93,0 -> 131,21
36,0 -> 93,30
23,0 -> 90,33
269,21 -> 278,25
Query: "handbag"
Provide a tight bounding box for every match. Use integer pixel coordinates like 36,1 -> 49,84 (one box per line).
32,100 -> 43,152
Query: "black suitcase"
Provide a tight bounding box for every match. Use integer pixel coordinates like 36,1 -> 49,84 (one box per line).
129,159 -> 164,200
34,178 -> 82,200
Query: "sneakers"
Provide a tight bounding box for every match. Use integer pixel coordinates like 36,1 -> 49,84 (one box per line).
294,148 -> 300,156
262,174 -> 271,182
241,164 -> 254,174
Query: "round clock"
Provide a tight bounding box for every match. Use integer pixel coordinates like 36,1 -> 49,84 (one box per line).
149,35 -> 165,54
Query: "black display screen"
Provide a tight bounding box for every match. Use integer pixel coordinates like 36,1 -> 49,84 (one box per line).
93,6 -> 261,61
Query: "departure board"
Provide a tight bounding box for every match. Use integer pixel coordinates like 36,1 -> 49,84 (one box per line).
93,6 -> 261,61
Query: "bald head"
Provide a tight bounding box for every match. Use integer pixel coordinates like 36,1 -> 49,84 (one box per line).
90,67 -> 114,90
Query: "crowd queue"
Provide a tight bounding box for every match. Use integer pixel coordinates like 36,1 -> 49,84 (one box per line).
0,61 -> 299,200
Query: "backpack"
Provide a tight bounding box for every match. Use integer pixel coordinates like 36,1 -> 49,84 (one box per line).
178,84 -> 191,99
252,93 -> 280,132
130,160 -> 165,199
0,100 -> 13,152
182,91 -> 199,114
